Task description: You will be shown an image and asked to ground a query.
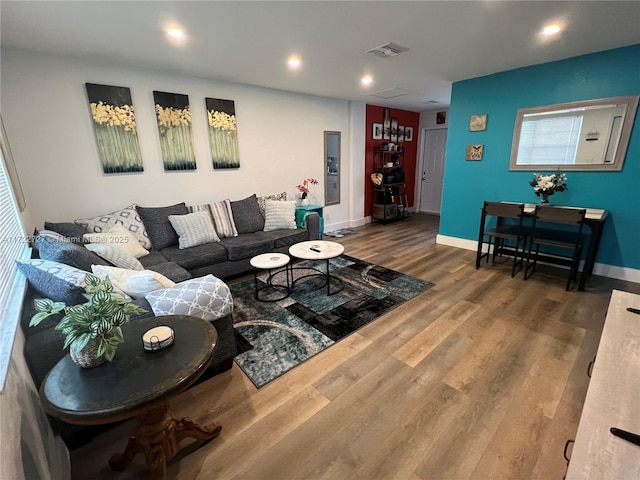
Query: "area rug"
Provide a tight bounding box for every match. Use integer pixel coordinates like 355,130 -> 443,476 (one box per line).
231,255 -> 435,388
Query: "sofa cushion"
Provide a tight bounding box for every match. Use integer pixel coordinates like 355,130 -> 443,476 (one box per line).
219,232 -> 274,261
160,242 -> 228,269
145,262 -> 192,283
35,235 -> 109,271
263,200 -> 297,231
83,223 -> 149,258
209,200 -> 238,238
230,194 -> 264,234
74,204 -> 151,249
91,265 -> 175,299
44,221 -> 88,244
145,274 -> 233,321
256,192 -> 287,217
85,243 -> 144,270
16,259 -> 87,305
137,202 -> 188,250
168,211 -> 220,249
138,251 -> 169,268
265,228 -> 309,248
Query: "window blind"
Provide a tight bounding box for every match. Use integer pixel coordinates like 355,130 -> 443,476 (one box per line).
517,116 -> 583,165
0,149 -> 26,311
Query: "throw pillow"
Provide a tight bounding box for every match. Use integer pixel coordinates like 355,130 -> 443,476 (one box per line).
16,259 -> 87,305
230,194 -> 265,234
74,204 -> 151,249
91,265 -> 174,299
168,211 -> 220,249
136,203 -> 189,250
145,274 -> 233,321
35,235 -> 110,271
83,223 -> 149,258
209,199 -> 238,238
85,243 -> 144,270
44,221 -> 88,244
257,192 -> 287,217
263,200 -> 297,231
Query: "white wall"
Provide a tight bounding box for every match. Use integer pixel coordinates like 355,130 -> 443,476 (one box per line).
1,48 -> 364,232
0,329 -> 70,480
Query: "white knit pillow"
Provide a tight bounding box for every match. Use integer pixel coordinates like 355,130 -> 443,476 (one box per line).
168,211 -> 220,249
263,200 -> 297,231
91,265 -> 174,299
85,243 -> 144,270
83,223 -> 149,258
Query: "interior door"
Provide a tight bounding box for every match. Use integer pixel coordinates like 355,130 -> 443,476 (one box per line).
418,128 -> 447,214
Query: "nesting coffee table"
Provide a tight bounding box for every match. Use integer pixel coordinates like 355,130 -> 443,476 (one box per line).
289,240 -> 345,295
250,252 -> 292,301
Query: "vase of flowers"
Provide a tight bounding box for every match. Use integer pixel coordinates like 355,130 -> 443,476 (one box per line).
530,172 -> 568,205
296,178 -> 318,206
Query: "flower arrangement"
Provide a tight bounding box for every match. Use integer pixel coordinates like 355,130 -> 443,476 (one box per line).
530,172 -> 568,196
296,178 -> 319,199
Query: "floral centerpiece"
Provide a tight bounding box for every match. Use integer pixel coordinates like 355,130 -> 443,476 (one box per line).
296,178 -> 318,205
530,172 -> 568,205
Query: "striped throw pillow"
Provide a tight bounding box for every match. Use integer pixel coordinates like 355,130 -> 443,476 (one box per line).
263,200 -> 297,231
168,211 -> 220,249
209,199 -> 238,238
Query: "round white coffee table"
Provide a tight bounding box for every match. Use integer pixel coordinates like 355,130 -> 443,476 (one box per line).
288,241 -> 345,295
250,253 -> 291,302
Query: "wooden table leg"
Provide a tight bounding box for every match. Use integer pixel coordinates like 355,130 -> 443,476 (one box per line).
109,401 -> 222,480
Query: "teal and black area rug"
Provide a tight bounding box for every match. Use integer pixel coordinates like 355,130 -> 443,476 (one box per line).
231,255 -> 435,388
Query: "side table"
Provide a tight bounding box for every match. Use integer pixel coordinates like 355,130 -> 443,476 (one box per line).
39,315 -> 220,480
295,204 -> 324,238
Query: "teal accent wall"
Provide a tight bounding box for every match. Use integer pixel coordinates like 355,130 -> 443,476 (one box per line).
440,44 -> 640,270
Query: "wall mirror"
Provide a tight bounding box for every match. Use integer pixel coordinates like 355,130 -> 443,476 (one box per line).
509,95 -> 638,171
324,131 -> 340,205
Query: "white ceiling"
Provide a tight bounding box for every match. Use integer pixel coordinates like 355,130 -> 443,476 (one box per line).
2,1 -> 639,112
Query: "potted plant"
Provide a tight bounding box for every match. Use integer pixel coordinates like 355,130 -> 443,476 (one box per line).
530,172 -> 568,205
30,274 -> 146,368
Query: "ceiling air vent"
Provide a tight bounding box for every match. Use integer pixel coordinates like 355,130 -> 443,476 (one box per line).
365,42 -> 409,58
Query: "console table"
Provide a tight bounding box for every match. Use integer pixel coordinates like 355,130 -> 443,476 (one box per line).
497,203 -> 609,290
565,290 -> 640,479
39,315 -> 221,480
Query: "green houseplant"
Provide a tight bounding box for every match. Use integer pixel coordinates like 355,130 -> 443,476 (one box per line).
30,274 -> 146,368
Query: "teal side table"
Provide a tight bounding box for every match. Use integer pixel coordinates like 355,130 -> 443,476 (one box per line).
295,204 -> 324,239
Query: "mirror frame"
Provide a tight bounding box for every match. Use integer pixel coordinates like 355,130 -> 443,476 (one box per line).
324,131 -> 341,205
509,95 -> 639,171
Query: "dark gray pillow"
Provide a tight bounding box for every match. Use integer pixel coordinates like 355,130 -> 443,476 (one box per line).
43,221 -> 88,244
16,260 -> 87,305
136,203 -> 188,250
35,236 -> 109,272
230,194 -> 265,234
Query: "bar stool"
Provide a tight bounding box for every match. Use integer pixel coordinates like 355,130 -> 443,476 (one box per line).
476,201 -> 528,277
524,206 -> 587,291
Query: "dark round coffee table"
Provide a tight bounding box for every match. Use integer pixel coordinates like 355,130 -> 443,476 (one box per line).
39,315 -> 220,480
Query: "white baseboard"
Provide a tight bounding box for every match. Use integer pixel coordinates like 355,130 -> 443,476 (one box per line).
436,234 -> 640,284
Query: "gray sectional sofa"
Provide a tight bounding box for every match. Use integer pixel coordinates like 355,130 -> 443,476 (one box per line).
18,193 -> 320,447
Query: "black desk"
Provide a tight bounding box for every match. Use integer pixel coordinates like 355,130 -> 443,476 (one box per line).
498,203 -> 609,291
40,315 -> 220,480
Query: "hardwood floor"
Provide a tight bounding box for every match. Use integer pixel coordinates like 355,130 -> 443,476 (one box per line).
70,213 -> 640,480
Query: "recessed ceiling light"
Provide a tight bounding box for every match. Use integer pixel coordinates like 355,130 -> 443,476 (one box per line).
361,75 -> 374,87
167,28 -> 184,38
287,56 -> 301,70
543,24 -> 561,35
